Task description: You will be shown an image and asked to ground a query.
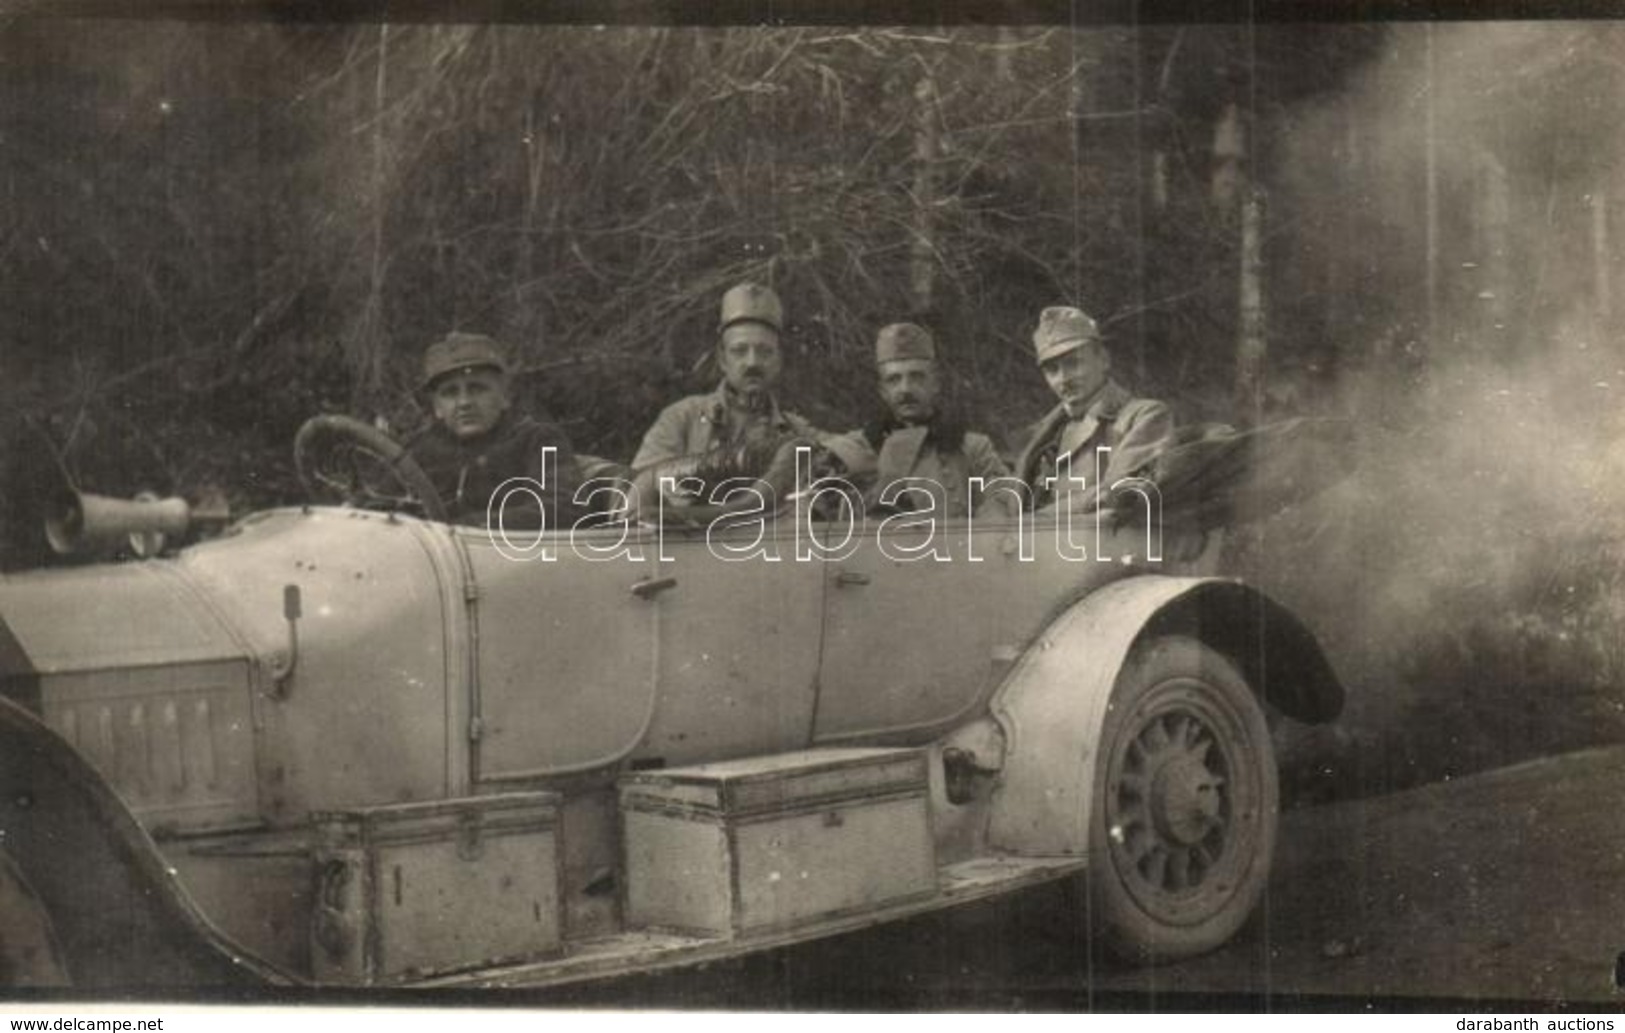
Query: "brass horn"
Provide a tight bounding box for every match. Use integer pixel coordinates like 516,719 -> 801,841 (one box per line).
44,490 -> 192,558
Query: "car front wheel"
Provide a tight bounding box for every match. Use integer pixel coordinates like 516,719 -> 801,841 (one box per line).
1089,634 -> 1279,963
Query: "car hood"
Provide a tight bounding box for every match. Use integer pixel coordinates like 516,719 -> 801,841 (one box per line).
0,560 -> 246,683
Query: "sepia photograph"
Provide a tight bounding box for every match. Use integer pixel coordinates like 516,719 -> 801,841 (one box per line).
2,1 -> 1624,1013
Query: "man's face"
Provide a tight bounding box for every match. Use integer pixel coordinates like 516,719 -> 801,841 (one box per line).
431,368 -> 510,440
717,323 -> 783,399
878,358 -> 940,425
1040,341 -> 1110,415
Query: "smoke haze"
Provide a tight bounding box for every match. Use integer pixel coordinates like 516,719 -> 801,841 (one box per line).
1249,21 -> 1625,797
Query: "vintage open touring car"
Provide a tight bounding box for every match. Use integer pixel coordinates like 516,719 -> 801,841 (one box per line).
0,416 -> 1343,990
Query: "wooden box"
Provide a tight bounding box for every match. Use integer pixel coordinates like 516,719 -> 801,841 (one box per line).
309,792 -> 563,984
619,748 -> 936,937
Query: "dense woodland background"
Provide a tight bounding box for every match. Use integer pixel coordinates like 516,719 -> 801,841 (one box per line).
2,15 -> 1624,799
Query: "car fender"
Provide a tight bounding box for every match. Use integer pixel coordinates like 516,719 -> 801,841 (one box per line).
0,695 -> 291,988
986,575 -> 1342,857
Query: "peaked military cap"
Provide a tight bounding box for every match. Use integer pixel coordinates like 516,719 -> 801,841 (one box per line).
420,332 -> 509,391
718,282 -> 784,333
1032,306 -> 1102,364
874,322 -> 936,366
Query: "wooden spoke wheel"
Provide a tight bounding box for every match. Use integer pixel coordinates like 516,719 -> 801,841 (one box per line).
1090,635 -> 1279,962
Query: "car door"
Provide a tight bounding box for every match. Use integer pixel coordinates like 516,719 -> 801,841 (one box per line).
462,524 -> 661,782
628,516 -> 825,766
813,509 -> 1140,743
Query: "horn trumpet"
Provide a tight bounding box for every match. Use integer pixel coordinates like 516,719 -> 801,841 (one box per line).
44,491 -> 193,558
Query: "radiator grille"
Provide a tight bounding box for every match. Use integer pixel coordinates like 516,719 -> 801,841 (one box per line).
43,660 -> 259,830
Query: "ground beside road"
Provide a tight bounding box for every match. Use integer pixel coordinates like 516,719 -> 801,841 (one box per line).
551,746 -> 1625,1009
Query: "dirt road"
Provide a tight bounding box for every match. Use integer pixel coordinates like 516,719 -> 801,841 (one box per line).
553,747 -> 1625,1009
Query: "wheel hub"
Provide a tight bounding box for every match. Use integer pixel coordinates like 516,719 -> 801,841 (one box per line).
1107,697 -> 1246,911
1150,750 -> 1223,846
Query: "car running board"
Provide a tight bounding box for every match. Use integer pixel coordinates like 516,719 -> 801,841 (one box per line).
418,854 -> 1087,991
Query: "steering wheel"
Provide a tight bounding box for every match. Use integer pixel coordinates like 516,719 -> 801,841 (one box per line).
294,415 -> 449,522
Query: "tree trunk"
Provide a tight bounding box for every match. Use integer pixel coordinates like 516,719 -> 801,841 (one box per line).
350,22 -> 390,410
1149,151 -> 1168,212
518,36 -> 549,347
994,26 -> 1015,83
1323,94 -> 1358,348
1594,187 -> 1613,328
1149,28 -> 1181,215
1129,25 -> 1147,381
1475,148 -> 1511,352
1235,189 -> 1267,415
909,73 -> 938,315
1066,31 -> 1099,299
1423,22 -> 1439,361
1211,102 -> 1244,212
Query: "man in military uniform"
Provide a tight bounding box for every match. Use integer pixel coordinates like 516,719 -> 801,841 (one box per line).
1014,306 -> 1175,512
407,331 -> 586,527
832,322 -> 1010,518
631,284 -> 827,518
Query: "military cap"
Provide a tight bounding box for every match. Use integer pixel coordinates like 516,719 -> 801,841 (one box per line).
1032,306 -> 1102,364
718,282 -> 784,334
420,332 -> 509,391
874,322 -> 936,366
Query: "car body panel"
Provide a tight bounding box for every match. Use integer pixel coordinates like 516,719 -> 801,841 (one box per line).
0,555 -> 261,829
0,562 -> 243,675
179,509 -> 454,820
989,576 -> 1210,856
989,575 -> 1348,856
461,526 -> 660,781
39,659 -> 259,831
0,495 -> 1344,988
0,695 -> 288,988
813,516 -> 1152,744
636,524 -> 826,764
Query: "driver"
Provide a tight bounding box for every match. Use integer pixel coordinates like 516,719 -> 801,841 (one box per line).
406,332 -> 586,528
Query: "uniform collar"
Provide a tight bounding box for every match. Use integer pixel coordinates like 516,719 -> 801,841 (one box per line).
865,408 -> 965,451
705,381 -> 787,428
1063,379 -> 1130,422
